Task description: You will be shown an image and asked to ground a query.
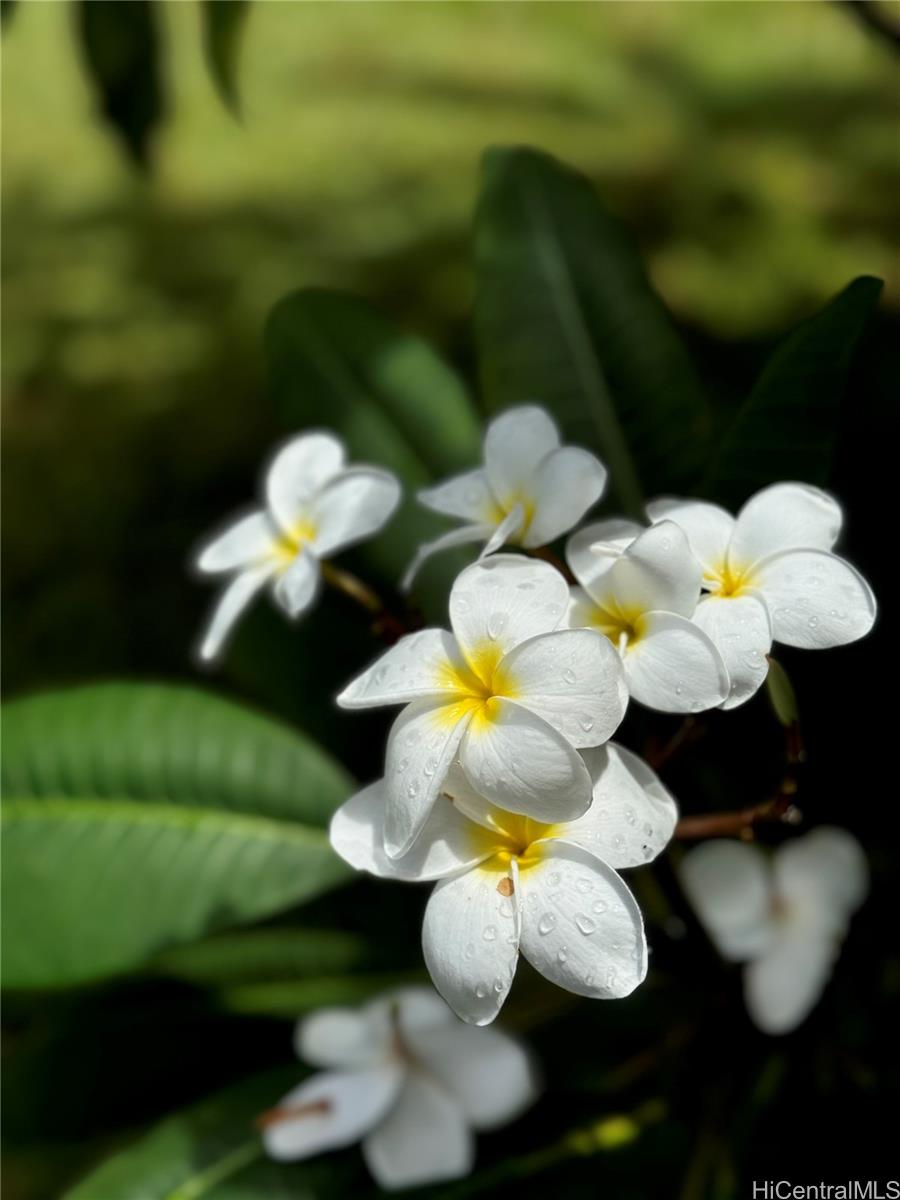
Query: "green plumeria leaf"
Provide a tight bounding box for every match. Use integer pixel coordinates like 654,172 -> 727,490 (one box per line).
201,0 -> 250,116
704,276 -> 883,508
153,928 -> 371,985
218,971 -> 429,1018
265,288 -> 483,617
1,682 -> 351,825
473,146 -> 711,516
765,658 -> 799,729
76,0 -> 163,168
63,1068 -> 360,1200
1,684 -> 354,987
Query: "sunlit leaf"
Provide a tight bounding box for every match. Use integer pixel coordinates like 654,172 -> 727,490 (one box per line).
202,0 -> 250,116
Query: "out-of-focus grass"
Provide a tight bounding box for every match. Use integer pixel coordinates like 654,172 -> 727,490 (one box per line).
1,1 -> 898,697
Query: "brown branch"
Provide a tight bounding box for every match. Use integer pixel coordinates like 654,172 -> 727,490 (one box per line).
675,782 -> 802,841
527,545 -> 575,583
320,561 -> 412,644
255,1099 -> 331,1130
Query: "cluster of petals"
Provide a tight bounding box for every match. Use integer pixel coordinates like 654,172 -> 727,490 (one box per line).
679,827 -> 867,1033
338,554 -> 629,858
565,519 -> 729,713
262,986 -> 538,1189
331,744 -> 678,1025
196,432 -> 400,661
647,482 -> 877,707
403,405 -> 607,588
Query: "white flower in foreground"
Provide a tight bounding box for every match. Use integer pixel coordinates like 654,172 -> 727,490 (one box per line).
338,555 -> 629,858
565,520 -> 729,713
680,828 -> 868,1034
331,745 -> 677,1024
195,432 -> 400,662
261,986 -> 538,1190
403,405 -> 607,589
648,483 -> 877,708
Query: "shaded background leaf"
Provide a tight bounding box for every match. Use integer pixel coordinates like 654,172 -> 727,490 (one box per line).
201,0 -> 250,117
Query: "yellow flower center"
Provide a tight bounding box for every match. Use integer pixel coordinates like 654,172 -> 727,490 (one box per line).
706,559 -> 754,598
435,640 -> 520,730
574,594 -> 645,653
272,518 -> 318,564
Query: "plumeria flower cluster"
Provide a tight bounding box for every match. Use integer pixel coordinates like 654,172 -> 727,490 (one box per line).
261,986 -> 538,1190
195,432 -> 400,661
679,828 -> 868,1033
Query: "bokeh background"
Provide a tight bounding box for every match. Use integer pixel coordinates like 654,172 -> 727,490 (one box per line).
3,3 -> 899,1198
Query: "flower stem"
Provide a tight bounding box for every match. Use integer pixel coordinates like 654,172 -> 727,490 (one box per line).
320,561 -> 410,643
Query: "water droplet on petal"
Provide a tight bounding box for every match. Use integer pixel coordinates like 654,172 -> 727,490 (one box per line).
557,946 -> 568,964
562,668 -> 577,684
575,913 -> 596,935
465,942 -> 475,959
538,912 -> 557,935
493,977 -> 506,994
592,899 -> 608,914
487,611 -> 508,640
475,982 -> 488,999
808,615 -> 819,628
483,925 -> 497,941
407,780 -> 420,798
624,806 -> 636,826
579,715 -> 595,733
575,877 -> 592,894
550,872 -> 561,886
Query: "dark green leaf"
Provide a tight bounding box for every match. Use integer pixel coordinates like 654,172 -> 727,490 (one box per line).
265,289 -> 483,618
154,928 -> 371,985
63,1067 -> 360,1199
704,276 -> 883,508
201,0 -> 250,116
76,0 -> 163,167
473,146 -> 711,515
1,682 -> 351,825
219,971 -> 428,1018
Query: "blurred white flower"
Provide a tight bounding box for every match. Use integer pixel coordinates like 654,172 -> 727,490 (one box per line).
330,744 -> 677,1024
403,405 -> 607,589
195,432 -> 400,662
679,828 -> 868,1034
647,483 -> 877,708
338,555 -> 628,858
261,986 -> 538,1190
565,519 -> 729,713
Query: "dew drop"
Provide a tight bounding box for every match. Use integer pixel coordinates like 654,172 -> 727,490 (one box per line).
675,683 -> 684,696
483,925 -> 497,942
423,757 -> 438,778
624,805 -> 636,826
538,912 -> 557,935
407,780 -> 420,798
397,758 -> 409,773
575,912 -> 596,935
562,668 -> 577,684
475,982 -> 488,999
808,615 -> 820,628
493,977 -> 506,994
557,947 -> 568,964
579,715 -> 595,733
612,834 -> 625,851
550,872 -> 561,886
465,942 -> 475,959
374,666 -> 387,685
575,877 -> 592,894
487,611 -> 508,640
605,967 -> 618,989
592,899 -> 608,914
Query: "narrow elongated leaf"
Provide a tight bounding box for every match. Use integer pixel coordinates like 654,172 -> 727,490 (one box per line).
704,276 -> 883,508
64,1068 -> 361,1200
202,0 -> 250,116
474,146 -> 711,515
154,928 -> 371,985
219,971 -> 428,1018
76,0 -> 163,167
1,682 -> 351,825
265,289 -> 484,616
2,799 -> 349,988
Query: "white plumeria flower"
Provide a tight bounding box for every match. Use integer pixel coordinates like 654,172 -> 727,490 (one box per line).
195,432 -> 401,662
261,986 -> 538,1190
338,555 -> 629,858
680,828 -> 868,1034
402,405 -> 607,589
565,520 -> 730,713
330,745 -> 677,1025
647,483 -> 877,708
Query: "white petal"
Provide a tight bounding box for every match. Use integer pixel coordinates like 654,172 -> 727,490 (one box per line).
401,524 -> 493,593
459,700 -> 593,822
679,841 -> 775,962
500,629 -> 628,748
418,469 -> 499,523
329,780 -> 494,882
624,611 -> 729,713
692,591 -> 772,710
422,860 -> 520,1025
383,699 -> 474,858
752,549 -> 876,649
608,522 -> 703,618
262,1064 -> 401,1161
392,986 -> 457,1034
449,554 -> 569,662
744,927 -> 837,1035
564,743 -> 678,868
645,497 -> 734,574
197,564 -> 275,663
362,1073 -> 473,1190
266,432 -> 345,535
295,1007 -> 389,1070
565,518 -> 644,598
337,630 -> 464,710
730,482 -> 843,569
774,826 -> 868,929
273,549 -> 320,618
196,511 -> 279,574
404,1022 -> 539,1131
311,467 -> 401,557
518,841 -> 647,999
483,405 -> 559,504
480,504 -> 525,557
523,446 -> 607,547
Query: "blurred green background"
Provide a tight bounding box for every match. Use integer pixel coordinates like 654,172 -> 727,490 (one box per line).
3,3 -> 900,1198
